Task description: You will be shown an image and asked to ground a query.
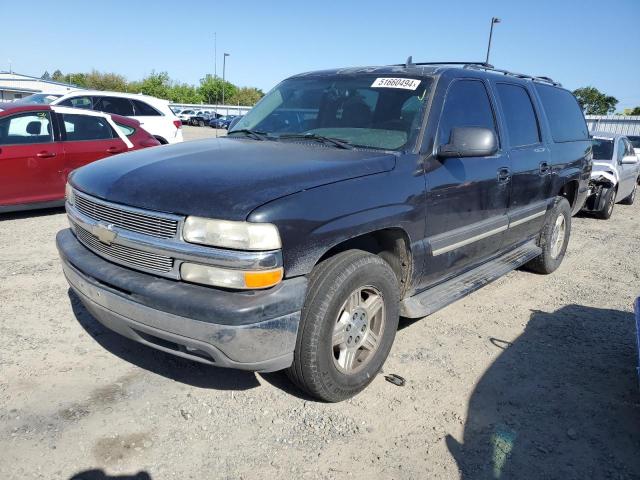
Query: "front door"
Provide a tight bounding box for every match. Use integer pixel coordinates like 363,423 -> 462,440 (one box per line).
493,82 -> 552,248
0,110 -> 64,207
420,78 -> 511,288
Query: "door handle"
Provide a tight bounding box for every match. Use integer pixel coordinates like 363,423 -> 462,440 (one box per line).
539,162 -> 551,175
497,167 -> 511,183
36,151 -> 56,158
106,147 -> 124,154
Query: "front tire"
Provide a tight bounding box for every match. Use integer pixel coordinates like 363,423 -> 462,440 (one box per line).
595,187 -> 616,219
288,250 -> 400,402
620,182 -> 637,205
526,197 -> 571,274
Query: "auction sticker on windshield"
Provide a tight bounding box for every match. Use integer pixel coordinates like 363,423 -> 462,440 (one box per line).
371,78 -> 421,90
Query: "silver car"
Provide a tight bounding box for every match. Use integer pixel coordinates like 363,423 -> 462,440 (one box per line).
582,132 -> 640,219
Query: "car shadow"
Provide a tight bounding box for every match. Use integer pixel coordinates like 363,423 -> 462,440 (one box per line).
446,304 -> 640,479
68,290 -> 260,391
69,470 -> 151,480
0,205 -> 65,220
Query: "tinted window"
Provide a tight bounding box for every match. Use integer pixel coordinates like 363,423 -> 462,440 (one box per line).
438,80 -> 497,146
59,96 -> 93,109
535,84 -> 588,143
496,83 -> 540,147
617,139 -> 626,163
628,136 -> 640,149
132,100 -> 160,116
61,114 -> 114,141
115,122 -> 135,136
94,97 -> 134,116
0,111 -> 53,145
592,138 -> 614,160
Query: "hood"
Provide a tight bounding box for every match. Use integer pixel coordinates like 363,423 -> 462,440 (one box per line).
70,137 -> 396,220
590,160 -> 618,185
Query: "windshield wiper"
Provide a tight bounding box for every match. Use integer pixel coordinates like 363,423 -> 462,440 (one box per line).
278,133 -> 354,150
227,129 -> 270,141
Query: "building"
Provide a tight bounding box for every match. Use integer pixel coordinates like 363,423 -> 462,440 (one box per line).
0,72 -> 80,102
586,115 -> 640,136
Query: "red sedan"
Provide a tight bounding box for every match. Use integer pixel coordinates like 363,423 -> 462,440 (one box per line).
0,104 -> 160,212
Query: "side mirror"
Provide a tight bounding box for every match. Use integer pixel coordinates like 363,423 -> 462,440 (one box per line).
437,126 -> 498,159
621,155 -> 639,165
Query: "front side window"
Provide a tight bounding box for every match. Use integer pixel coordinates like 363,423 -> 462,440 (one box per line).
438,79 -> 497,146
59,96 -> 93,109
496,83 -> 540,147
0,111 -> 53,145
535,84 -> 588,143
61,113 -> 114,141
231,75 -> 433,150
592,138 -> 614,160
617,138 -> 626,163
94,97 -> 134,116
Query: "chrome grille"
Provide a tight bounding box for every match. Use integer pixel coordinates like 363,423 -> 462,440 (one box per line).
73,222 -> 174,274
74,193 -> 179,239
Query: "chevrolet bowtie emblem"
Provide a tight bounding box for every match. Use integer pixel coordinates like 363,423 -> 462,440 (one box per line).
94,223 -> 117,245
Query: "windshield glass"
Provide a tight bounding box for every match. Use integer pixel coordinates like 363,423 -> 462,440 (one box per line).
231,74 -> 433,150
628,136 -> 640,149
592,138 -> 614,160
13,93 -> 61,105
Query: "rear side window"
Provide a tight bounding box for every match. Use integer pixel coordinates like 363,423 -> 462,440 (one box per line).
496,83 -> 540,147
438,80 -> 497,146
59,96 -> 93,109
0,111 -> 53,145
115,122 -> 135,136
94,97 -> 135,116
535,84 -> 588,143
61,114 -> 114,141
132,100 -> 161,116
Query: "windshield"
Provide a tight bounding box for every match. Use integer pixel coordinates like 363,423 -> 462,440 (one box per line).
628,136 -> 640,149
13,93 -> 61,105
231,74 -> 433,150
592,138 -> 614,160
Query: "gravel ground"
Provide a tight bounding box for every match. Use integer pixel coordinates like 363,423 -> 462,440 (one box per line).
1,132 -> 639,479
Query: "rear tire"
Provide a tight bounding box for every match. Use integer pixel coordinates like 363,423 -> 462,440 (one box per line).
525,197 -> 571,274
620,182 -> 637,205
287,250 -> 400,402
199,120 -> 205,127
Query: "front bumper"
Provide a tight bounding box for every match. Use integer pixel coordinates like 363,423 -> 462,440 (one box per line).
57,229 -> 306,372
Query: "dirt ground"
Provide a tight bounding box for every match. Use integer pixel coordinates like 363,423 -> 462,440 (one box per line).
1,131 -> 639,479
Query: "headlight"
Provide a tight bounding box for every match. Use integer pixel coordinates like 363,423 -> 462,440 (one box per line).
65,183 -> 75,205
180,263 -> 283,289
182,216 -> 281,250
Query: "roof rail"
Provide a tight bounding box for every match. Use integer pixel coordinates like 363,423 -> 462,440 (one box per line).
399,57 -> 494,68
463,64 -> 562,86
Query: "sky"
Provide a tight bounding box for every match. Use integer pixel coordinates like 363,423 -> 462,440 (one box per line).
3,0 -> 639,110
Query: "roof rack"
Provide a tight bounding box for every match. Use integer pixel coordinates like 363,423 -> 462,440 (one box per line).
463,64 -> 562,86
396,57 -> 561,87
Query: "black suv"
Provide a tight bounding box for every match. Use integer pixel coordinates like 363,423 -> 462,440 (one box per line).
57,62 -> 591,402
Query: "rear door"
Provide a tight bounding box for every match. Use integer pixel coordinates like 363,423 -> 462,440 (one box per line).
0,110 -> 64,206
618,138 -> 638,198
130,99 -> 165,139
493,82 -> 551,248
57,111 -> 128,174
421,78 -> 511,287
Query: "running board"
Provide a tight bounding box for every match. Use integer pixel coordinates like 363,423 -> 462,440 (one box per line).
400,241 -> 542,318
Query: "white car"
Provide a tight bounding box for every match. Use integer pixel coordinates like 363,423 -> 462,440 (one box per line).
176,109 -> 197,124
52,90 -> 183,145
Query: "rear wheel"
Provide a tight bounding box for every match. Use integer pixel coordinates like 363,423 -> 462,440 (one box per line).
199,120 -> 205,127
525,197 -> 571,274
620,182 -> 637,205
287,250 -> 399,402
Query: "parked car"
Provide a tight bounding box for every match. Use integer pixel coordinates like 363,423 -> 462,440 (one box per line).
209,115 -> 237,129
581,132 -> 639,219
0,103 -> 160,212
627,135 -> 640,156
50,91 -> 183,145
177,109 -> 197,124
57,61 -> 591,401
190,111 -> 214,127
13,92 -> 64,105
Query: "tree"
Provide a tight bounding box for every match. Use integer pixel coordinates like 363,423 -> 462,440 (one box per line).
41,71 -> 51,80
572,86 -> 618,115
198,75 -> 237,105
137,71 -> 171,99
51,70 -> 64,82
83,70 -> 128,92
168,83 -> 202,104
628,107 -> 640,116
228,87 -> 264,106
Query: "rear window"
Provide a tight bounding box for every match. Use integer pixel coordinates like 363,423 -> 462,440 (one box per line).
534,84 -> 588,143
592,138 -> 614,160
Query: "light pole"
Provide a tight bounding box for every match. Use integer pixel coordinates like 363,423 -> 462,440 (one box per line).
485,17 -> 501,65
222,53 -> 230,113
